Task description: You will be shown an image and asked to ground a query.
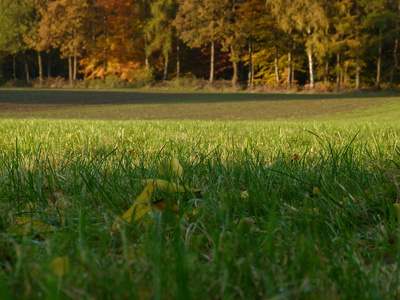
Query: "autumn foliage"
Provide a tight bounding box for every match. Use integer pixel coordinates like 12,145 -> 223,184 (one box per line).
1,0 -> 400,89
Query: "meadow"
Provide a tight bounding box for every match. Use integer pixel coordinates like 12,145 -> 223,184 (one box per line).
0,89 -> 400,299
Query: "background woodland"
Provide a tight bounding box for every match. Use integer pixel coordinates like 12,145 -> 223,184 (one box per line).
1,0 -> 400,90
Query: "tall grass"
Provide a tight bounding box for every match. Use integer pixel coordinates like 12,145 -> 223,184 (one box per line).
0,118 -> 399,299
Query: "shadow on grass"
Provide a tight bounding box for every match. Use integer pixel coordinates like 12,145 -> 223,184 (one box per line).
1,88 -> 399,105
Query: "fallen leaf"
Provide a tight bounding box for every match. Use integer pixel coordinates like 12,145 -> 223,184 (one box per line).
141,179 -> 185,193
241,191 -> 249,199
47,190 -> 69,226
7,217 -> 54,236
113,183 -> 155,227
151,199 -> 180,214
51,256 -> 70,276
47,190 -> 67,207
128,149 -> 137,155
158,157 -> 183,179
25,202 -> 37,211
185,209 -> 197,221
312,187 -> 321,197
291,154 -> 299,162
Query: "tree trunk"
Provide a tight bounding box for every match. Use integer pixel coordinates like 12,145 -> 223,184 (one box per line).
375,29 -> 382,89
143,0 -> 149,70
73,28 -> 77,82
38,51 -> 43,87
307,28 -> 314,89
68,55 -> 73,86
12,55 -> 16,81
73,53 -> 77,82
390,0 -> 400,90
176,35 -> 180,79
287,50 -> 292,86
247,36 -> 253,88
355,0 -> 361,90
163,53 -> 169,81
355,59 -> 361,89
292,62 -> 295,85
230,46 -> 238,86
210,40 -> 214,83
324,59 -> 329,84
232,60 -> 238,87
307,50 -> 314,89
274,33 -> 279,83
390,37 -> 398,90
103,13 -> 107,82
24,55 -> 30,83
47,52 -> 52,77
336,53 -> 340,90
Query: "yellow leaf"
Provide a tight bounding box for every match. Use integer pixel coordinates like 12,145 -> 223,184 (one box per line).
141,179 -> 185,193
158,157 -> 183,179
241,191 -> 249,199
7,217 -> 55,235
313,187 -> 321,196
25,202 -> 37,211
113,183 -> 155,227
51,257 -> 70,276
185,209 -> 197,221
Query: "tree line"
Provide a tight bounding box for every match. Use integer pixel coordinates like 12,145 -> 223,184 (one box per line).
1,0 -> 400,90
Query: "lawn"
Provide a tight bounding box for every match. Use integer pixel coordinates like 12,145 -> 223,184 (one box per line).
0,89 -> 400,299
1,88 -> 399,120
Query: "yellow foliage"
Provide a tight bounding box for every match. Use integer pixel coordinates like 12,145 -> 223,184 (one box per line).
7,217 -> 55,236
158,157 -> 183,179
51,257 -> 70,276
141,179 -> 185,193
113,182 -> 155,227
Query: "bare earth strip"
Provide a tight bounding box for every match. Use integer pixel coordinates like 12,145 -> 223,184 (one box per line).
0,89 -> 397,120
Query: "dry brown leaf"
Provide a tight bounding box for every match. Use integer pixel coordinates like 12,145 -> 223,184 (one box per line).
47,190 -> 67,207
291,154 -> 300,162
151,199 -> 180,214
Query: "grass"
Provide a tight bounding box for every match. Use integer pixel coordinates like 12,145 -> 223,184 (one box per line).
1,88 -> 399,120
0,90 -> 400,299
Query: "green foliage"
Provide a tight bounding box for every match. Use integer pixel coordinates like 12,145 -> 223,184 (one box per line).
0,0 -> 35,53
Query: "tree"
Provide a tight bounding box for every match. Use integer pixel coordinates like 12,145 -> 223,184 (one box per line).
0,0 -> 36,82
147,0 -> 179,80
390,0 -> 400,90
78,0 -> 145,83
291,0 -> 329,89
361,0 -> 395,89
266,0 -> 303,87
235,0 -> 266,87
176,0 -> 228,83
36,0 -> 92,85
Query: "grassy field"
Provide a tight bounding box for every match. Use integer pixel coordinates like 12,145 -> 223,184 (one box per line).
0,89 -> 400,299
1,88 -> 399,120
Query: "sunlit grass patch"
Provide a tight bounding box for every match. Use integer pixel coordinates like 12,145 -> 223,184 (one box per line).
0,116 -> 399,299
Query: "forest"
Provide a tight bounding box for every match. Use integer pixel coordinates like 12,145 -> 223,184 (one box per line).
1,0 -> 400,90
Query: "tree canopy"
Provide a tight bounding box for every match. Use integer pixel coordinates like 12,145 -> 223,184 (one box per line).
1,0 -> 400,90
